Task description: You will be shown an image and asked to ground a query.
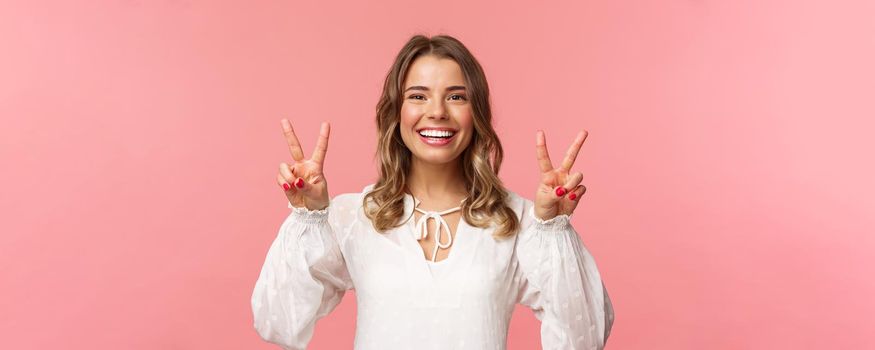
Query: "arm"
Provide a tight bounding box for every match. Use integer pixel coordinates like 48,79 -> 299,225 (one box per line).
516,203 -> 614,349
517,128 -> 614,348
250,201 -> 352,350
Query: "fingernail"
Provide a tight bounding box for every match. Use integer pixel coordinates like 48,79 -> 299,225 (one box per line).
569,193 -> 577,200
295,178 -> 304,188
282,183 -> 291,191
555,187 -> 566,197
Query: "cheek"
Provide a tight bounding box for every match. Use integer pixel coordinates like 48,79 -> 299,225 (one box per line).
452,110 -> 475,150
399,103 -> 420,128
455,108 -> 475,134
398,104 -> 420,148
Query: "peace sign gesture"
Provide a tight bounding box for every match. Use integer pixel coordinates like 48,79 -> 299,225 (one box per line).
276,119 -> 331,211
533,130 -> 588,221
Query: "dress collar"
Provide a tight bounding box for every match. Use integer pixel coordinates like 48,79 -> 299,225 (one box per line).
401,192 -> 421,225
361,183 -> 465,225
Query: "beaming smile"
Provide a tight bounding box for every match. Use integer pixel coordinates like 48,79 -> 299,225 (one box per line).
416,128 -> 457,146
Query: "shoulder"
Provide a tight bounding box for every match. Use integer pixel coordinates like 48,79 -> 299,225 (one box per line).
328,184 -> 373,214
324,184 -> 374,240
329,192 -> 362,210
326,183 -> 378,220
503,189 -> 534,224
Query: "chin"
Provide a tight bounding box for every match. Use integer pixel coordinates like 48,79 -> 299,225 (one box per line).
407,145 -> 462,164
416,152 -> 461,165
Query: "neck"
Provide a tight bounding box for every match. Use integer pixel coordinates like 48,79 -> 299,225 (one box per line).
406,157 -> 467,204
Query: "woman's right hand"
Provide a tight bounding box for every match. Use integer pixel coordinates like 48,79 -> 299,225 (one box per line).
276,119 -> 331,211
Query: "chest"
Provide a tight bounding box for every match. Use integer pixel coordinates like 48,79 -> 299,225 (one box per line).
341,216 -> 521,308
411,210 -> 461,263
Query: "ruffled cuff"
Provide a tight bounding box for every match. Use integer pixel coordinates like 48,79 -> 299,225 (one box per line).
288,201 -> 329,224
528,206 -> 571,231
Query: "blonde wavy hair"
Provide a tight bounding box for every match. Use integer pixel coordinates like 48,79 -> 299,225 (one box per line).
362,34 -> 520,239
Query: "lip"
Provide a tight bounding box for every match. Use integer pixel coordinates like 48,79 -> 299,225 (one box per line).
416,127 -> 457,147
415,127 -> 458,132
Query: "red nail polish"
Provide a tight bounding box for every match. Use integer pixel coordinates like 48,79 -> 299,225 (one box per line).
569,193 -> 577,200
282,183 -> 291,191
555,187 -> 566,197
295,178 -> 304,188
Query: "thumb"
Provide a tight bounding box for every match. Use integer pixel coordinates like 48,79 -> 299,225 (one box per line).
537,182 -> 563,207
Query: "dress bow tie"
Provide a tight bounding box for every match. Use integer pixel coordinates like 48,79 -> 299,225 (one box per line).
413,205 -> 462,262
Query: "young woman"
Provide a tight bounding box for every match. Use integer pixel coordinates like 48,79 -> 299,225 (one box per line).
251,34 -> 615,350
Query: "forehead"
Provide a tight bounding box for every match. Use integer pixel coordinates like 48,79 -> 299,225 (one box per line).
403,55 -> 466,87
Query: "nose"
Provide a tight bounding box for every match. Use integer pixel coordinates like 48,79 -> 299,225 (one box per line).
426,100 -> 448,120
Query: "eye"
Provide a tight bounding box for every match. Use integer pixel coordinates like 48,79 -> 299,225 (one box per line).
449,94 -> 467,101
408,94 -> 425,100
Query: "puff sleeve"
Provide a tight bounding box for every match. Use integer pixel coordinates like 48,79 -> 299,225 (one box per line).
250,199 -> 354,350
515,201 -> 615,350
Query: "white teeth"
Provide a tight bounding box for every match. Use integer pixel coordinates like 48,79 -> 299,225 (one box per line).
418,129 -> 455,138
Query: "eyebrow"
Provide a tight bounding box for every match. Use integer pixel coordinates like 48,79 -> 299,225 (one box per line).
403,85 -> 467,92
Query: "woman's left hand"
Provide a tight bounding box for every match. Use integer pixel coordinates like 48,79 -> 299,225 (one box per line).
533,130 -> 588,221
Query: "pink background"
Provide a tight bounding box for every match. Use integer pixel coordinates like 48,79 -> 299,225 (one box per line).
2,0 -> 874,349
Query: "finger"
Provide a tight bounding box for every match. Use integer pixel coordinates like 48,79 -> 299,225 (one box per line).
281,118 -> 306,161
294,177 -> 306,191
535,130 -> 554,173
309,173 -> 324,185
311,122 -> 330,165
561,172 -> 584,195
553,185 -> 568,197
567,184 -> 586,201
277,173 -> 294,192
279,163 -> 296,184
560,130 -> 588,172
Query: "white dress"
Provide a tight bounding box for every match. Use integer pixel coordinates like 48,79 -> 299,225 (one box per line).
251,184 -> 615,350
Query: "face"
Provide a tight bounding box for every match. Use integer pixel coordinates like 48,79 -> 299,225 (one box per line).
399,55 -> 475,166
